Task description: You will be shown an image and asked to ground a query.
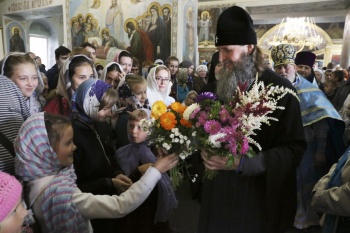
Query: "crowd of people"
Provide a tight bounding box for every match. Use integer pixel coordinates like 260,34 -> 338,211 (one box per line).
1,5 -> 350,233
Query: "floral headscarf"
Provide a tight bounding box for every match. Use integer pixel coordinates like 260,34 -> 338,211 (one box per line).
117,80 -> 151,116
56,55 -> 97,108
146,65 -> 173,106
71,79 -> 114,124
14,112 -> 88,232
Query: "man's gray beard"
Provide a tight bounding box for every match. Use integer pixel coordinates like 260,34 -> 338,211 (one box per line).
216,53 -> 255,101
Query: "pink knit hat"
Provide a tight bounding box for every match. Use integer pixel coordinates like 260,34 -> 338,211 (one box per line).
0,171 -> 22,221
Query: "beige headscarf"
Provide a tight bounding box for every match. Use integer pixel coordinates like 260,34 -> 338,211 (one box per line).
56,54 -> 97,108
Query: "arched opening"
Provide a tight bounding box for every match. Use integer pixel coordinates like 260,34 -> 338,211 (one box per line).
29,19 -> 60,68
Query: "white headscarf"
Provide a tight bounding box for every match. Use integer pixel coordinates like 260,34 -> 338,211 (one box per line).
146,65 -> 174,106
99,61 -> 124,83
314,68 -> 325,83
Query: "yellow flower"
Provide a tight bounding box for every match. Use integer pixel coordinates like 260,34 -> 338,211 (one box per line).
170,102 -> 186,114
151,101 -> 167,119
160,112 -> 177,130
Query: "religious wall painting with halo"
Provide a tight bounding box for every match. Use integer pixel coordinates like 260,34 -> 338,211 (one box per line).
69,0 -> 172,66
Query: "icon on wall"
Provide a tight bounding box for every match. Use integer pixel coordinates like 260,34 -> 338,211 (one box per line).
5,21 -> 26,54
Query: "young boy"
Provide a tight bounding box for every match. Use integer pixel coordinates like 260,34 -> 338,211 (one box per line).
115,109 -> 177,233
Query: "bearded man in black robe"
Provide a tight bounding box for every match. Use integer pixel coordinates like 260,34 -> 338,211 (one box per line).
197,6 -> 306,233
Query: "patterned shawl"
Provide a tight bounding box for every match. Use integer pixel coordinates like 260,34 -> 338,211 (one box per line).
117,80 -> 151,117
14,112 -> 88,233
56,54 -> 98,109
115,142 -> 177,223
71,79 -> 113,124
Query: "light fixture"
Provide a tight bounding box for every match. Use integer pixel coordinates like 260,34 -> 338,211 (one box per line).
268,17 -> 324,50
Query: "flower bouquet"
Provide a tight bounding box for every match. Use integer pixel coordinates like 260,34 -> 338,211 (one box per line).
140,101 -> 195,188
183,80 -> 298,179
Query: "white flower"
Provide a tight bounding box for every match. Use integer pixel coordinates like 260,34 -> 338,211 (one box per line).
174,138 -> 179,143
208,133 -> 226,148
180,139 -> 184,144
183,103 -> 200,120
179,152 -> 186,160
170,134 -> 174,139
162,143 -> 171,151
192,131 -> 197,137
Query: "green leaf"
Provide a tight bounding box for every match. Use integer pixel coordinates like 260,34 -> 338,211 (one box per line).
246,150 -> 257,158
227,159 -> 234,167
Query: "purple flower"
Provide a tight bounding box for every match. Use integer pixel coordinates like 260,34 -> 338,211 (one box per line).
196,92 -> 217,103
204,120 -> 222,135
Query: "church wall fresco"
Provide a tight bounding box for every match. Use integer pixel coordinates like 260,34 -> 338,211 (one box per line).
68,0 -> 172,66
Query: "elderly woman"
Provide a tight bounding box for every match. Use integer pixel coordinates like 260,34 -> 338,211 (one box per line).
193,64 -> 208,93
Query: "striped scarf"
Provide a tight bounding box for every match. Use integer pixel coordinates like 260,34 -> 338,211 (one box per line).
14,112 -> 88,232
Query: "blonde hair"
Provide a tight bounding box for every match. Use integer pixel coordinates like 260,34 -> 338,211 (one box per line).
125,74 -> 146,91
3,53 -> 35,79
99,87 -> 118,110
177,68 -> 188,86
128,109 -> 148,121
155,65 -> 170,79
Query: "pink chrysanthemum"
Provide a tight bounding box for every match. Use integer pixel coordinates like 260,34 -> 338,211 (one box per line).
204,120 -> 222,135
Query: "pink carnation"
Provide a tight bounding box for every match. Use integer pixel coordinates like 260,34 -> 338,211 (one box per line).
190,108 -> 201,119
240,136 -> 249,154
204,120 -> 221,135
227,140 -> 238,156
219,107 -> 231,123
198,111 -> 208,126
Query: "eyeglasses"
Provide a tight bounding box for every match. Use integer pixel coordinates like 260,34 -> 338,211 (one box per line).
274,64 -> 294,72
155,77 -> 170,83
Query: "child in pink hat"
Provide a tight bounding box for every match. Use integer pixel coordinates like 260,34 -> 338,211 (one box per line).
0,171 -> 28,233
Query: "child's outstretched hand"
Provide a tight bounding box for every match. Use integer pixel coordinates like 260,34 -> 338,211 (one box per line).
154,153 -> 179,173
138,163 -> 154,175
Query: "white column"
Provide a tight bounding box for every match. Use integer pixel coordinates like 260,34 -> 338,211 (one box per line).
340,9 -> 350,69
